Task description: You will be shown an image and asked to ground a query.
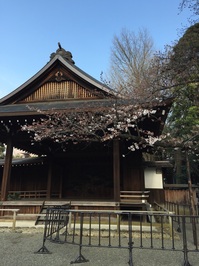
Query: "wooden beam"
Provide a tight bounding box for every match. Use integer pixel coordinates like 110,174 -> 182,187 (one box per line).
59,173 -> 63,199
113,139 -> 120,202
1,137 -> 13,201
47,159 -> 53,199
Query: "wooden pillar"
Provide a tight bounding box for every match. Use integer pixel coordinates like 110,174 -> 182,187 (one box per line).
113,139 -> 120,202
59,174 -> 63,199
1,137 -> 13,201
47,159 -> 53,199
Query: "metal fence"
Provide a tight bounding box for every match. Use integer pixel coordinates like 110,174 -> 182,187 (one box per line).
164,201 -> 199,217
35,208 -> 199,266
35,206 -> 70,254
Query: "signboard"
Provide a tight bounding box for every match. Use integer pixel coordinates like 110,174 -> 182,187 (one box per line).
144,167 -> 163,189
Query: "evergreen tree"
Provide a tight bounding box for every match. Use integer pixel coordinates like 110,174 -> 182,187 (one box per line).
162,23 -> 199,183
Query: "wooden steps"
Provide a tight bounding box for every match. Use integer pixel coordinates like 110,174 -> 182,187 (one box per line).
120,191 -> 150,204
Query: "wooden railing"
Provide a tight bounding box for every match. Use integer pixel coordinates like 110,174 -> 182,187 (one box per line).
8,190 -> 47,199
4,190 -> 151,203
120,191 -> 150,204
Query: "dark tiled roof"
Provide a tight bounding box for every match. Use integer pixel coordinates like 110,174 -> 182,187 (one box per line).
143,161 -> 173,168
0,97 -> 173,117
0,99 -> 118,116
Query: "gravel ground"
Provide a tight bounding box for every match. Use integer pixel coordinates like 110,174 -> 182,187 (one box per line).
0,227 -> 198,266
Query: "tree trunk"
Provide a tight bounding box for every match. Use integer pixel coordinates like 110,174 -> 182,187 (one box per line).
175,148 -> 182,184
185,148 -> 197,246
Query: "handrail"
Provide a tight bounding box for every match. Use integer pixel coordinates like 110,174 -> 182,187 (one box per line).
154,201 -> 170,212
120,190 -> 150,194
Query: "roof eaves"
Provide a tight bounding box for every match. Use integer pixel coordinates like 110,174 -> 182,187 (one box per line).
0,156 -> 47,166
0,99 -> 117,116
143,161 -> 173,168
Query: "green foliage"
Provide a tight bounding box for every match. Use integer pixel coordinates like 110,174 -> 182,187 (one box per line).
7,192 -> 21,200
169,23 -> 199,89
167,93 -> 199,139
162,23 -> 199,184
166,23 -> 199,140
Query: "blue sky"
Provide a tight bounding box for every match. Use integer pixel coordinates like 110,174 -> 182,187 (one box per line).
0,0 -> 193,99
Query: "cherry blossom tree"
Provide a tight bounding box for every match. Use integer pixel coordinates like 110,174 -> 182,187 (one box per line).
22,99 -> 170,153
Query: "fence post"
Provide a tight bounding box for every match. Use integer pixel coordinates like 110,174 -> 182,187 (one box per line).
35,207 -> 52,254
176,204 -> 181,232
12,210 -> 17,230
168,212 -> 173,236
68,211 -> 72,232
128,212 -> 134,266
71,212 -> 89,264
182,216 -> 191,266
117,214 -> 120,234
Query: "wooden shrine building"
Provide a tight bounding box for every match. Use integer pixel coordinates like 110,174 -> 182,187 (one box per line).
0,46 -> 172,213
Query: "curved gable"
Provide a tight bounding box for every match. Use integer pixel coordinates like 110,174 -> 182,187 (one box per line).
0,49 -> 116,105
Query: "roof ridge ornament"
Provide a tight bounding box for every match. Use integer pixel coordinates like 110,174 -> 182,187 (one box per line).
50,43 -> 75,64
58,42 -> 62,49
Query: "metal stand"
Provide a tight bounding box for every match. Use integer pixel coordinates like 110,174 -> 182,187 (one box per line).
35,206 -> 70,254
70,213 -> 89,264
71,254 -> 89,264
35,245 -> 52,254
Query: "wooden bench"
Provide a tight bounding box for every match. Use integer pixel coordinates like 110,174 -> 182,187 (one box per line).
0,208 -> 20,229
120,191 -> 150,204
